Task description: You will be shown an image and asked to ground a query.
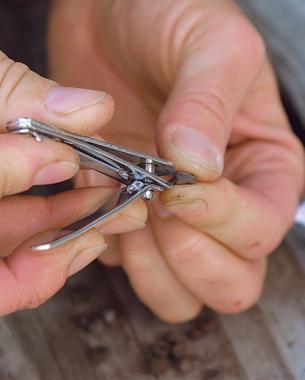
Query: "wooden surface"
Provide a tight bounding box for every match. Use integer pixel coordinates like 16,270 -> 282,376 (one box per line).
1,234 -> 305,380
1,1 -> 305,379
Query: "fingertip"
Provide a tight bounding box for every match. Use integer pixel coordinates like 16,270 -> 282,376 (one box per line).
45,85 -> 107,115
121,198 -> 148,224
0,53 -> 114,137
155,301 -> 202,324
53,91 -> 115,136
159,124 -> 223,181
4,228 -> 106,311
0,134 -> 81,195
160,183 -> 206,207
99,199 -> 148,234
32,160 -> 79,186
41,88 -> 115,136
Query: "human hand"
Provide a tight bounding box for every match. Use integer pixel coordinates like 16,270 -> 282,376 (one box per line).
0,51 -> 146,315
49,0 -> 305,322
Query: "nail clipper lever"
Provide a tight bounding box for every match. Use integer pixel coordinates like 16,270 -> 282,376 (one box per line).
6,118 -> 196,251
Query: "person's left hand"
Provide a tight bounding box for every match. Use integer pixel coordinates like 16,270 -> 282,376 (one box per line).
48,0 -> 305,322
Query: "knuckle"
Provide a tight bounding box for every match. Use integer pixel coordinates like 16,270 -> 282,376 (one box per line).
224,287 -> 262,314
245,233 -> 280,260
244,26 -> 266,62
183,89 -> 229,131
202,179 -> 237,228
220,14 -> 266,67
286,134 -> 305,194
0,56 -> 30,106
240,23 -> 265,61
25,291 -> 47,310
0,166 -> 7,197
171,235 -> 202,266
0,160 -> 14,197
44,194 -> 58,220
123,251 -> 154,278
14,289 -> 46,311
25,275 -> 66,310
217,265 -> 265,314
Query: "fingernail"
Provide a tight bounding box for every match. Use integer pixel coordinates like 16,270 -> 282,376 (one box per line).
165,199 -> 207,215
170,125 -> 223,173
68,244 -> 108,277
33,161 -> 79,185
45,85 -> 107,114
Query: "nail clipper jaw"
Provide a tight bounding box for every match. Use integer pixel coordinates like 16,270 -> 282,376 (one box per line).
173,171 -> 197,185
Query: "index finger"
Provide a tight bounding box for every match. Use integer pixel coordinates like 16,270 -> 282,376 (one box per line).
0,134 -> 79,198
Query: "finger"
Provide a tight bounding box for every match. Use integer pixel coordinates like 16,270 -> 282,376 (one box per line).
99,196 -> 147,235
160,178 -> 291,259
151,211 -> 266,314
0,228 -> 107,316
0,51 -> 114,135
119,223 -> 202,323
161,60 -> 305,260
0,187 -> 147,256
157,5 -> 265,180
0,134 -> 80,197
98,235 -> 122,267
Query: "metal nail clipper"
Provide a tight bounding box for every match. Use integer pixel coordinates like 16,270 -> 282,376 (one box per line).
6,118 -> 196,251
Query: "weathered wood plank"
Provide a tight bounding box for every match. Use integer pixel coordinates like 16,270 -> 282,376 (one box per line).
220,307 -> 292,380
34,264 -> 156,380
0,263 -> 157,380
108,269 -> 246,380
286,225 -> 305,276
0,311 -> 63,380
0,316 -> 41,380
258,244 -> 305,380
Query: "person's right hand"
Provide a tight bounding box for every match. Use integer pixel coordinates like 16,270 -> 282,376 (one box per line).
0,52 -> 147,316
48,0 -> 305,323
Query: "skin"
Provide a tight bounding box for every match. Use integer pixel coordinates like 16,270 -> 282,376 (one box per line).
0,0 -> 301,320
49,0 -> 303,322
0,53 -> 147,315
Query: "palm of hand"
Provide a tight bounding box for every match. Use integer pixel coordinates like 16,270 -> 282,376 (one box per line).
48,0 -> 304,321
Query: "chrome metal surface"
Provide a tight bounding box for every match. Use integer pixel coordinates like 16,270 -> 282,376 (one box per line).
7,118 -> 196,251
143,159 -> 154,200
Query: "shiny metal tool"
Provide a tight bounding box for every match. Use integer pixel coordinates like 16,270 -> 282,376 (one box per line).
6,118 -> 196,251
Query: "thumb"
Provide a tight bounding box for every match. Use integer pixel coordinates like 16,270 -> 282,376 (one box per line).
157,14 -> 265,181
0,228 -> 107,315
0,52 -> 114,135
